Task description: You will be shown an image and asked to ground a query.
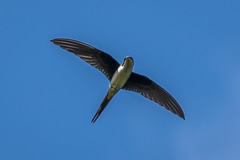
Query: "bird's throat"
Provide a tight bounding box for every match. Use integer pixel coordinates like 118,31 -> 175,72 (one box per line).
108,60 -> 133,98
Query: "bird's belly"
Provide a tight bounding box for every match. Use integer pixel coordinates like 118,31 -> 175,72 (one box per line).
110,65 -> 132,90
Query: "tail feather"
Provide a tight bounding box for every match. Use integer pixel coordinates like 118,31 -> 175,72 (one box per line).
91,92 -> 113,123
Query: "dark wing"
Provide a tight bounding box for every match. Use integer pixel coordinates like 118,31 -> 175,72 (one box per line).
51,38 -> 120,80
123,73 -> 185,119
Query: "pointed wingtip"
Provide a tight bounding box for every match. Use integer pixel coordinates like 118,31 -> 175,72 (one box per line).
50,38 -> 57,42
181,115 -> 185,120
50,39 -> 59,43
50,38 -> 62,43
177,109 -> 185,120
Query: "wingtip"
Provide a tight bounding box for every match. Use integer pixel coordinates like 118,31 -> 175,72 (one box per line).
176,107 -> 185,120
50,39 -> 58,43
50,38 -> 64,43
181,115 -> 185,120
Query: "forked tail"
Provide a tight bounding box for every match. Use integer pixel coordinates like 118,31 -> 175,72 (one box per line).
91,92 -> 113,123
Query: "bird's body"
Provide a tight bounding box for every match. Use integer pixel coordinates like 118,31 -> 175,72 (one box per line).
51,38 -> 185,123
110,57 -> 133,95
92,57 -> 134,123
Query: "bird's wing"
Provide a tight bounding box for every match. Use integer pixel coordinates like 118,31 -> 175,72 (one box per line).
51,38 -> 120,80
123,73 -> 185,119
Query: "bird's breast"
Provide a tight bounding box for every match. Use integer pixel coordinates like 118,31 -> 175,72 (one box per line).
110,64 -> 132,90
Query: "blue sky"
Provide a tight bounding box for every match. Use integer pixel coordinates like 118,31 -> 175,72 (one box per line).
1,0 -> 240,159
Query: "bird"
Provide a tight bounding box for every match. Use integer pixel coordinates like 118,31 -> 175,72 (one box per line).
51,38 -> 185,123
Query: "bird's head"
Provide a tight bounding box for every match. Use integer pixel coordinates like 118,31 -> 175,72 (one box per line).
123,56 -> 134,65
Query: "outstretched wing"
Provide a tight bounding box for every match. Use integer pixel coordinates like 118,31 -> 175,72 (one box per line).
123,73 -> 185,119
51,38 -> 120,80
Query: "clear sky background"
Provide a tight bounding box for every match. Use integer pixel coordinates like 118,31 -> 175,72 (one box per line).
1,0 -> 240,160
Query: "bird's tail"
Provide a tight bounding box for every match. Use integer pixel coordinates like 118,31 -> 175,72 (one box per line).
91,92 -> 113,123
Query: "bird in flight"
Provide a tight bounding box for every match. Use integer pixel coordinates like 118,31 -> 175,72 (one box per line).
51,38 -> 185,123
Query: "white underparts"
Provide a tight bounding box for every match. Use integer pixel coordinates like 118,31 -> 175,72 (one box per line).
107,58 -> 134,99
